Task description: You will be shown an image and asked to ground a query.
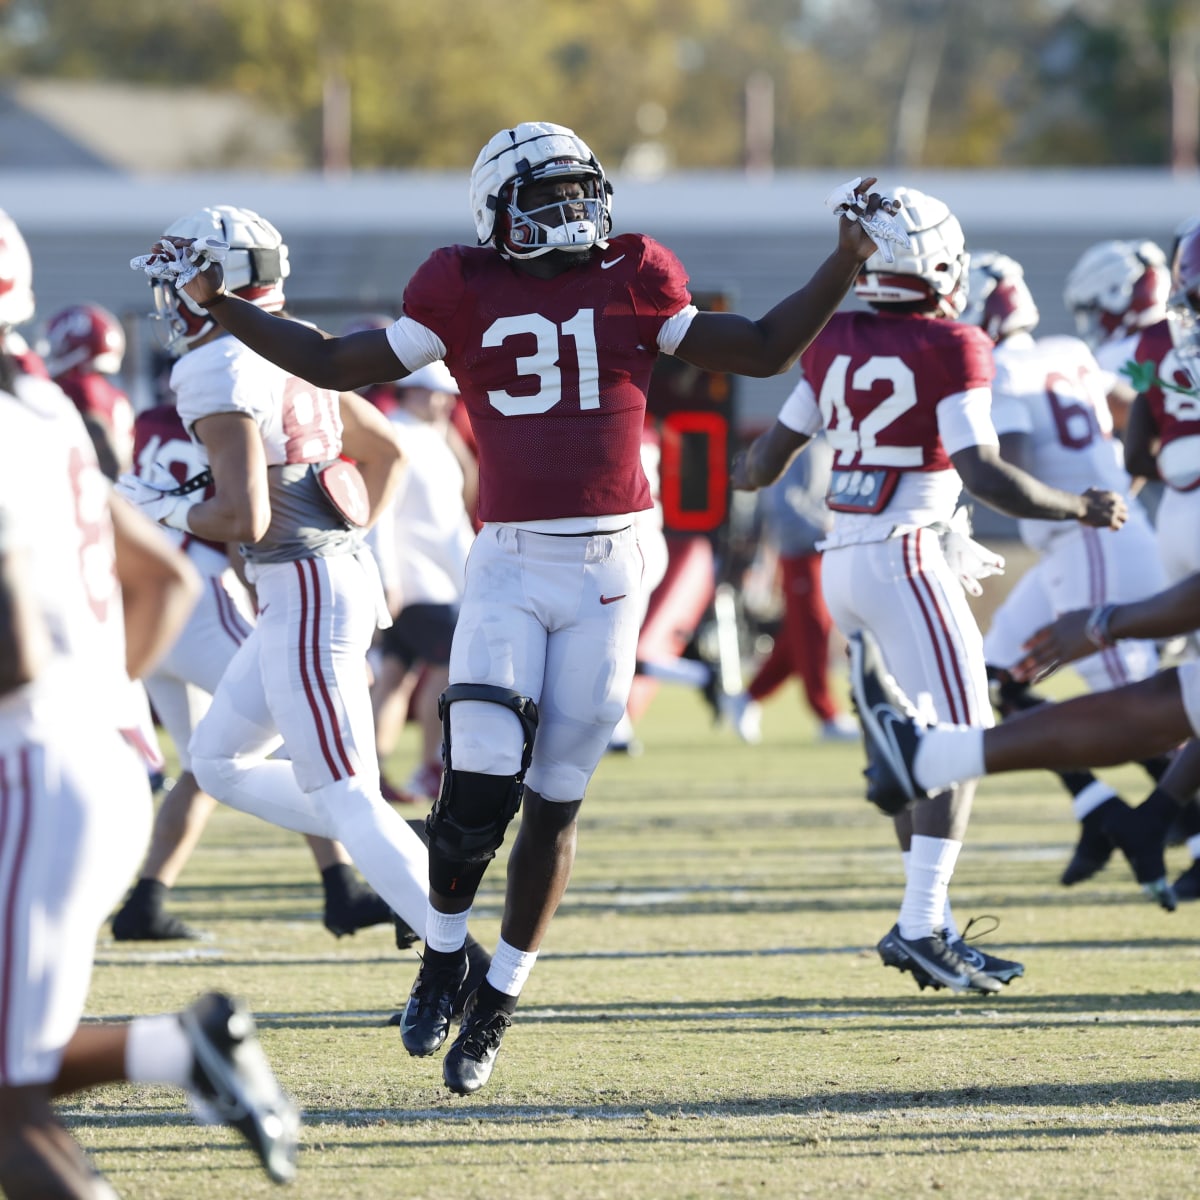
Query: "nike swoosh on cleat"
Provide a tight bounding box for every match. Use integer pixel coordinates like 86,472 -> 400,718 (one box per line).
600,594 -> 626,605
600,255 -> 626,269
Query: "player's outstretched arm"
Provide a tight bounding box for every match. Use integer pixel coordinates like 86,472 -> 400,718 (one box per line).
1016,571 -> 1200,680
953,443 -> 1127,528
731,420 -> 811,491
168,243 -> 405,392
675,180 -> 892,377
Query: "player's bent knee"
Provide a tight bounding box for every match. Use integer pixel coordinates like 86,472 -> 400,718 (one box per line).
426,684 -> 538,866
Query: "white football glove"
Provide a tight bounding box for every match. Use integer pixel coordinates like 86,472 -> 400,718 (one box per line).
114,462 -> 208,532
130,236 -> 228,288
937,507 -> 1005,597
825,177 -> 910,264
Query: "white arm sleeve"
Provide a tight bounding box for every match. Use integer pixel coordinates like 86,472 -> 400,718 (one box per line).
656,305 -> 699,355
385,316 -> 448,377
777,375 -> 823,437
936,387 -> 1000,456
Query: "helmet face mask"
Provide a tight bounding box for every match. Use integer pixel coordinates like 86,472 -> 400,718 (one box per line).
149,204 -> 289,356
854,187 -> 969,319
470,122 -> 613,260
961,251 -> 1040,342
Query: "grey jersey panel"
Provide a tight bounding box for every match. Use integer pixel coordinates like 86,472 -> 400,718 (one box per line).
242,461 -> 360,564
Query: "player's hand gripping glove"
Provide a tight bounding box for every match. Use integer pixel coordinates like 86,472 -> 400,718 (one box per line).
114,461 -> 211,532
936,507 -> 1005,597
825,178 -> 910,264
130,236 -> 228,288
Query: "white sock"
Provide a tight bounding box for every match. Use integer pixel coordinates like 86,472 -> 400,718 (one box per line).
424,905 -> 470,953
1072,779 -> 1118,821
898,835 -> 962,940
125,1013 -> 194,1087
913,727 -> 984,792
485,936 -> 539,998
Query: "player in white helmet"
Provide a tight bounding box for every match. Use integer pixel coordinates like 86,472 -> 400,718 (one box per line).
965,250 -> 1170,892
0,207 -> 299,1195
124,204 -> 491,1005
733,189 -> 1127,995
139,121 -> 897,1094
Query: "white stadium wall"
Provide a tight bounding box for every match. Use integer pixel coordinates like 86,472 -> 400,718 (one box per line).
2,166 -> 1198,427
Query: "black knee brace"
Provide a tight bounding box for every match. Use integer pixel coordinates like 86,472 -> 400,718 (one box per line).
425,683 -> 539,866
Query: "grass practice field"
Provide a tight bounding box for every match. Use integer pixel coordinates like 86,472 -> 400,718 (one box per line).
71,674 -> 1199,1200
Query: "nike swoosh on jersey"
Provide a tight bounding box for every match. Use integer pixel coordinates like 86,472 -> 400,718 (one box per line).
599,594 -> 627,605
600,255 -> 626,269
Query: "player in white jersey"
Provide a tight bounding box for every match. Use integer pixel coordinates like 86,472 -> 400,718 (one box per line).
110,398 -> 402,943
123,205 -> 491,1002
965,252 -> 1171,888
0,208 -> 298,1195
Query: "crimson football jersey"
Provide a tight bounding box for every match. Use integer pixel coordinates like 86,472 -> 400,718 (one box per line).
1134,320 -> 1200,490
55,368 -> 134,462
400,233 -> 692,522
799,310 -> 994,478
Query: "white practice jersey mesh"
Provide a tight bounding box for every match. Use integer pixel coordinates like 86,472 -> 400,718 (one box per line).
0,378 -> 128,725
171,334 -> 357,563
989,333 -> 1132,552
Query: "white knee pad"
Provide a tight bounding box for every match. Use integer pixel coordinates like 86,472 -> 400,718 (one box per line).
448,699 -> 527,775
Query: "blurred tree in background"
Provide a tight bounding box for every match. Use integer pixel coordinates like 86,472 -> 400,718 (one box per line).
2,0 -> 1198,172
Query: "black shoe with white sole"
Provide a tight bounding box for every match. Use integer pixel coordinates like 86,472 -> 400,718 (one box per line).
876,924 -> 1001,994
181,992 -> 300,1185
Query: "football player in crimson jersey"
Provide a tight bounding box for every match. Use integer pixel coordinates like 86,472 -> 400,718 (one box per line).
153,119 -> 896,1094
43,302 -> 135,480
964,252 -> 1172,893
0,209 -> 300,1195
110,398 -> 405,944
732,188 -> 1128,996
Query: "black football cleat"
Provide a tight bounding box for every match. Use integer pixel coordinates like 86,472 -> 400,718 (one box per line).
949,916 -> 1024,985
181,992 -> 300,1185
111,904 -> 200,942
1172,859 -> 1200,901
876,924 -> 1001,994
848,631 -> 930,815
442,990 -> 512,1095
1061,798 -> 1125,886
1107,791 -> 1177,911
394,952 -> 468,1057
323,883 -> 395,939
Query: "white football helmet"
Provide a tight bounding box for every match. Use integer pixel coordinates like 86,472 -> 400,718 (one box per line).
1167,224 -> 1200,391
0,208 -> 35,331
854,187 -> 969,318
469,121 -> 613,259
149,204 -> 289,356
961,251 -> 1040,342
1062,239 -> 1168,347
